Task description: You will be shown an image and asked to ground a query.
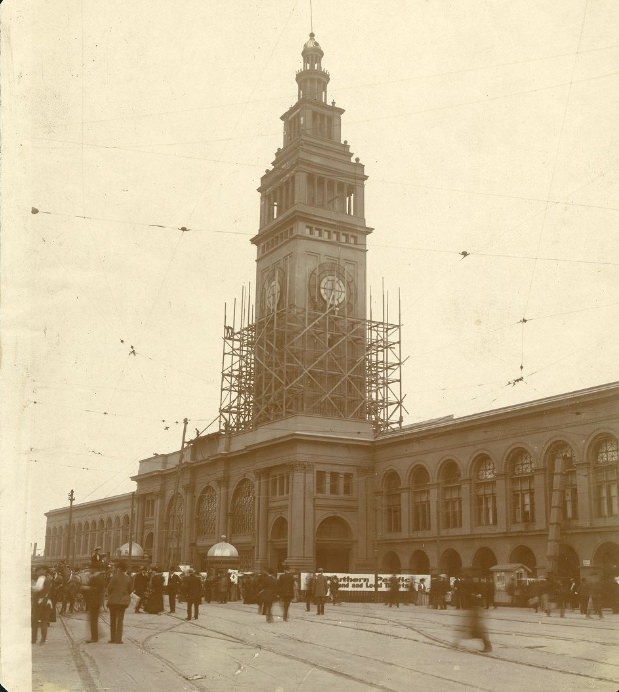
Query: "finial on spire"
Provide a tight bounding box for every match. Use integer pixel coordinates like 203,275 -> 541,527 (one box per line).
310,0 -> 314,34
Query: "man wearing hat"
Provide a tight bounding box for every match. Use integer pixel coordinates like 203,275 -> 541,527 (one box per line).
184,568 -> 203,621
90,546 -> 104,569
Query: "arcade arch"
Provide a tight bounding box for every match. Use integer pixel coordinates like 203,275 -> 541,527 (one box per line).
315,516 -> 352,572
510,545 -> 536,572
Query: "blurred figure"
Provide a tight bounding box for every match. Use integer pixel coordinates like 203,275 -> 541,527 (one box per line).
261,569 -> 278,623
408,579 -> 418,606
31,567 -> 52,644
587,581 -> 604,619
454,593 -> 492,653
304,572 -> 315,612
579,578 -> 590,615
539,577 -> 552,616
314,568 -> 328,615
167,567 -> 181,613
277,567 -> 295,621
330,575 -> 340,605
388,574 -> 400,608
217,571 -> 229,604
485,577 -> 496,609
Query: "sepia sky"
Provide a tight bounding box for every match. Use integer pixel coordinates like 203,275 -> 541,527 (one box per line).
3,0 -> 619,550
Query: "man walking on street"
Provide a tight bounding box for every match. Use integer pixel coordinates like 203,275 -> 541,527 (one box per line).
314,568 -> 328,615
277,567 -> 295,621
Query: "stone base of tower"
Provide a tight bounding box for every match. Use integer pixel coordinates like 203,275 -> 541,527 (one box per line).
284,557 -> 315,574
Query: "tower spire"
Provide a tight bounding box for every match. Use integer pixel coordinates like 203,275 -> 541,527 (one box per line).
310,0 -> 314,33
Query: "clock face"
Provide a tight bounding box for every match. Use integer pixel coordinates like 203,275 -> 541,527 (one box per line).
320,275 -> 346,307
265,279 -> 281,312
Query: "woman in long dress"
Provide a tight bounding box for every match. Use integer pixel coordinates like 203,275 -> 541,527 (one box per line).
145,568 -> 164,614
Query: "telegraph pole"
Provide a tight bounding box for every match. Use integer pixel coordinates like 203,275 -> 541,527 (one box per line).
66,489 -> 75,564
128,491 -> 135,573
172,418 -> 189,567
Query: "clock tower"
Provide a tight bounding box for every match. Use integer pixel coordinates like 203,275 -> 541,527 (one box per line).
249,34 -> 373,426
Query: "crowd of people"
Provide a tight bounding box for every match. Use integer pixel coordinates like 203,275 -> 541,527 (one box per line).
32,551 -> 619,650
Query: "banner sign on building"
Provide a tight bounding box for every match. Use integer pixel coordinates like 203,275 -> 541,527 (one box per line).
300,573 -> 432,592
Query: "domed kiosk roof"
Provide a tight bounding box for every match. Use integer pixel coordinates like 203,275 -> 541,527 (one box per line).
207,536 -> 238,558
117,542 -> 144,557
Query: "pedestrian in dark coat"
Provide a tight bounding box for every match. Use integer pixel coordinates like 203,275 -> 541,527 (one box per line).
106,561 -> 132,643
454,593 -> 492,653
388,574 -> 400,608
31,567 -> 53,644
145,568 -> 164,614
184,569 -> 203,620
277,568 -> 295,621
304,573 -> 315,612
168,568 -> 181,613
83,569 -> 106,643
313,568 -> 328,615
261,569 -> 278,623
133,568 -> 149,613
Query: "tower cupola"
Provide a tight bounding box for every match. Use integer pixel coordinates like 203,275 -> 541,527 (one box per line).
296,33 -> 330,103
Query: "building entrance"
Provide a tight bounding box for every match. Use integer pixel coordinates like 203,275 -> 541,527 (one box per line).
315,516 -> 352,572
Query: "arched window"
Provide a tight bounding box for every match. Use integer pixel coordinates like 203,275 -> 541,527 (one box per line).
384,471 -> 401,533
196,486 -> 217,537
440,461 -> 462,529
411,467 -> 431,531
547,444 -> 577,520
166,493 -> 184,563
231,479 -> 255,535
82,522 -> 90,555
475,455 -> 497,526
121,515 -> 130,545
511,450 -> 535,524
594,436 -> 618,518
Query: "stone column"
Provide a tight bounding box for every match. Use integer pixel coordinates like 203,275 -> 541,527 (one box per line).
284,463 -> 314,573
182,479 -> 195,566
153,487 -> 167,567
253,471 -> 269,572
355,468 -> 375,572
216,477 -> 228,539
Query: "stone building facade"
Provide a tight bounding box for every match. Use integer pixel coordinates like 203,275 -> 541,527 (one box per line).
42,35 -> 619,581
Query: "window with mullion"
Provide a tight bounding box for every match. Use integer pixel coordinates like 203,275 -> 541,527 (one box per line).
442,485 -> 462,529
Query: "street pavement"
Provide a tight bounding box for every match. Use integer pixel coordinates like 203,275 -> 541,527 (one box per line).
31,601 -> 618,692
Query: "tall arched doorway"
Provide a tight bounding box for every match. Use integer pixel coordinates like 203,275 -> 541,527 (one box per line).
510,545 -> 536,572
315,517 -> 352,572
472,547 -> 497,576
593,541 -> 619,578
439,549 -> 462,577
270,516 -> 288,572
382,551 -> 401,573
557,544 -> 580,579
410,550 -> 430,574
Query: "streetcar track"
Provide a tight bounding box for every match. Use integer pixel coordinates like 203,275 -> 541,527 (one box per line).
304,609 -> 619,685
66,605 -> 618,690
